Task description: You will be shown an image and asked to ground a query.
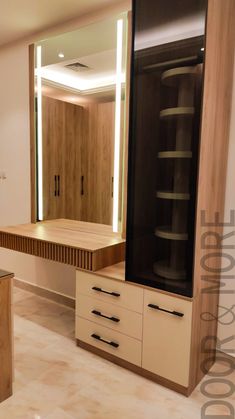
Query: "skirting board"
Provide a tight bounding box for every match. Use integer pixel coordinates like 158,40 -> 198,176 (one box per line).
76,339 -> 189,396
14,278 -> 75,309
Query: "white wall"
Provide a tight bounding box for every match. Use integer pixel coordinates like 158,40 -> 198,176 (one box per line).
0,43 -> 76,298
0,1 -> 131,298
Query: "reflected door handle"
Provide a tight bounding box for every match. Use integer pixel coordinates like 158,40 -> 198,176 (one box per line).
81,176 -> 84,196
58,175 -> 60,197
111,177 -> 114,198
54,175 -> 57,196
54,175 -> 60,197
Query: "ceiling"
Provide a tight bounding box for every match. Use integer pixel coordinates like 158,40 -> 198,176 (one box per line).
36,14 -> 127,99
0,0 -> 121,48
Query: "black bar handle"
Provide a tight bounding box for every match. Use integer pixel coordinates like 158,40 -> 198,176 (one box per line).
111,177 -> 114,198
148,304 -> 184,317
54,175 -> 57,196
92,286 -> 120,298
91,333 -> 119,348
91,309 -> 120,323
58,175 -> 60,197
81,175 -> 84,196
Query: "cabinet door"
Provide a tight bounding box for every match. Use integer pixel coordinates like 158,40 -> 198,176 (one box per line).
142,290 -> 192,387
82,102 -> 115,225
42,96 -> 84,221
43,96 -> 64,220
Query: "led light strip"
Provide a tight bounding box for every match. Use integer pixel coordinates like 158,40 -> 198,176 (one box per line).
36,46 -> 43,221
113,19 -> 124,233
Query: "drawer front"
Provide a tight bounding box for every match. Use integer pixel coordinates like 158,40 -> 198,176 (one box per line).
76,294 -> 142,340
76,317 -> 142,366
76,270 -> 143,313
142,290 -> 192,387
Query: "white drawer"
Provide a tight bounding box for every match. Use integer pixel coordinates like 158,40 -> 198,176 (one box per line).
142,290 -> 193,387
76,294 -> 142,340
76,317 -> 142,366
76,270 -> 143,313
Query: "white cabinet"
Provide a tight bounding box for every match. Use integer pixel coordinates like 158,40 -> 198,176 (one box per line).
142,290 -> 193,387
76,270 -> 143,367
76,269 -> 193,390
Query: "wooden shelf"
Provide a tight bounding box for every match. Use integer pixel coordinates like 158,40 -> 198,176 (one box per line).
160,107 -> 195,119
153,260 -> 186,280
158,151 -> 192,159
161,66 -> 196,87
156,191 -> 190,200
154,227 -> 188,241
0,219 -> 125,272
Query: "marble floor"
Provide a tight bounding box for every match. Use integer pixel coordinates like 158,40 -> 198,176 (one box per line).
0,287 -> 234,419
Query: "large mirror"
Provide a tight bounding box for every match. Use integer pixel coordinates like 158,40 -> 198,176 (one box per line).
35,14 -> 128,232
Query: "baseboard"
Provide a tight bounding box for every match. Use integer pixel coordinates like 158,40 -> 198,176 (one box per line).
14,278 -> 75,309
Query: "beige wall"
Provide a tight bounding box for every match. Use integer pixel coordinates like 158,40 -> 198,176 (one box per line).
0,1 -> 130,299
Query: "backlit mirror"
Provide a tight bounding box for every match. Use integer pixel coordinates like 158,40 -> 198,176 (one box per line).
35,14 -> 128,232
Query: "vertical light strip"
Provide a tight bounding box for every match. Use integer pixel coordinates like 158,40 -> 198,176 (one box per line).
113,19 -> 124,233
36,45 -> 43,221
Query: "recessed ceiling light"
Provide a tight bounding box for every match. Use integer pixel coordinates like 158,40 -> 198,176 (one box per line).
58,52 -> 64,58
201,47 -> 205,52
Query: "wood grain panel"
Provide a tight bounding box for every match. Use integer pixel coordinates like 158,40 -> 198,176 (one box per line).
0,219 -> 125,271
189,0 -> 235,392
43,97 -> 116,225
0,275 -> 13,402
82,102 -> 115,225
42,96 -> 84,221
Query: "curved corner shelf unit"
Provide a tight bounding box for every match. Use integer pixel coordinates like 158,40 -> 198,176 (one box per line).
158,151 -> 192,159
156,191 -> 190,201
153,261 -> 186,281
161,66 -> 197,87
160,107 -> 195,120
154,226 -> 188,241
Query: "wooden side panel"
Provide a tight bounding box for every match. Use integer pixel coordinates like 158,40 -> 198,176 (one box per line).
190,0 -> 235,391
0,277 -> 12,402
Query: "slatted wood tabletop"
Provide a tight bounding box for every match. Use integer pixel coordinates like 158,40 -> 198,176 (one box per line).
0,219 -> 125,271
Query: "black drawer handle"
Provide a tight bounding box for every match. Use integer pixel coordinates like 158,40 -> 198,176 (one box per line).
92,286 -> 120,298
148,304 -> 184,317
91,310 -> 120,323
91,333 -> 119,348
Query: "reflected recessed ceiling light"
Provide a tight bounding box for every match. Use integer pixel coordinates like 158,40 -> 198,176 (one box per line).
58,52 -> 64,58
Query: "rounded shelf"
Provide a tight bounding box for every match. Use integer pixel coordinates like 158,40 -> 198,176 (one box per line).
156,191 -> 190,200
161,66 -> 197,87
160,107 -> 195,120
158,151 -> 192,159
153,261 -> 186,281
154,226 -> 188,241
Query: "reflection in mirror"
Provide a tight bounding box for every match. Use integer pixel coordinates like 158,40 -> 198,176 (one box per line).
35,15 -> 127,232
